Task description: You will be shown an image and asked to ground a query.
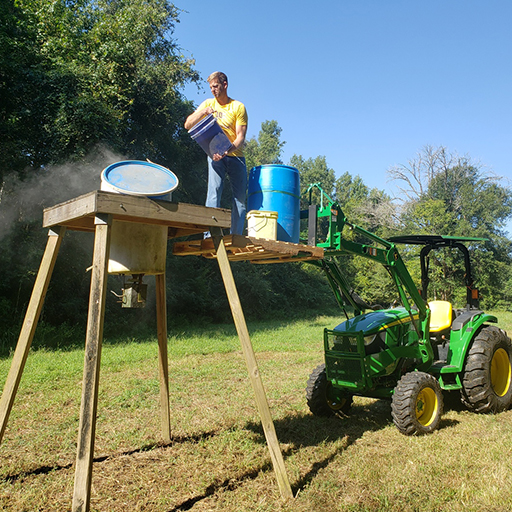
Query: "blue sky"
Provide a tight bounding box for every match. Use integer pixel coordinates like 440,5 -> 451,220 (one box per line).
174,1 -> 512,232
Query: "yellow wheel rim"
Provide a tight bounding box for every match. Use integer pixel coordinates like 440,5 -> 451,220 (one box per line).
327,395 -> 347,411
491,348 -> 511,397
416,387 -> 438,426
326,382 -> 346,411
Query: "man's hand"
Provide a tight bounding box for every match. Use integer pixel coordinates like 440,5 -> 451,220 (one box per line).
212,150 -> 228,161
184,106 -> 216,130
212,144 -> 235,161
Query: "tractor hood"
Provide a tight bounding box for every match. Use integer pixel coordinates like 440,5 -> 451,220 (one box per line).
333,307 -> 418,335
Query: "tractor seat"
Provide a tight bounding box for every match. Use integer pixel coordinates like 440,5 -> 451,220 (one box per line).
429,301 -> 453,333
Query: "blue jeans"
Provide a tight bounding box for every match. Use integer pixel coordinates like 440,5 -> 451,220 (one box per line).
206,156 -> 247,235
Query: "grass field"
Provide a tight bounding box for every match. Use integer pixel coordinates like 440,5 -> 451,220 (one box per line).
1,312 -> 512,511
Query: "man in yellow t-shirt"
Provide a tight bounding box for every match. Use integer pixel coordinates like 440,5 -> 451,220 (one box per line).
185,71 -> 248,235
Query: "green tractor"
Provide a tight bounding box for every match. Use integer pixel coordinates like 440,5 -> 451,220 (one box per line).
303,184 -> 512,435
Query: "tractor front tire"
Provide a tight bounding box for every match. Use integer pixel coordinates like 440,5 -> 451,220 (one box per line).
306,364 -> 353,417
391,371 -> 444,435
461,326 -> 512,413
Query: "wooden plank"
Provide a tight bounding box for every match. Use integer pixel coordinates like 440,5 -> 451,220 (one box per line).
155,273 -> 171,443
212,232 -> 293,499
43,191 -> 231,234
167,227 -> 211,239
72,215 -> 112,512
173,235 -> 324,264
42,192 -> 99,230
0,227 -> 65,445
252,255 -> 324,264
172,240 -> 211,256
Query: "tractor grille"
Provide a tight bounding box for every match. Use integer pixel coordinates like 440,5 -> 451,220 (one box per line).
326,355 -> 364,388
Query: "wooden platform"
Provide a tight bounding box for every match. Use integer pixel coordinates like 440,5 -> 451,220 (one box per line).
173,235 -> 324,263
42,190 -> 231,238
1,193 -> 298,506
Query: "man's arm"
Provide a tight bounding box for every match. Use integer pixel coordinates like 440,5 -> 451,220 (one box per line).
184,106 -> 214,130
231,124 -> 247,152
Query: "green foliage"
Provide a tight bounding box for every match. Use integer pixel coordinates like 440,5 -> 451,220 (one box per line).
389,146 -> 512,308
335,254 -> 397,308
165,252 -> 337,325
335,172 -> 368,215
0,0 -> 42,177
0,0 -> 209,334
0,0 -> 200,175
291,154 -> 335,204
244,120 -> 285,171
335,172 -> 395,234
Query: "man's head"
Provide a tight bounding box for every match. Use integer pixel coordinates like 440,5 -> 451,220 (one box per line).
207,71 -> 228,85
207,71 -> 228,100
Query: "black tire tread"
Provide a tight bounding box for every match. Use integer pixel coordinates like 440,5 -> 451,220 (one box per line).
461,326 -> 512,413
306,363 -> 352,417
391,371 -> 444,435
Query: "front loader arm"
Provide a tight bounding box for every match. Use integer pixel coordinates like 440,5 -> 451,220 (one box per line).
305,184 -> 432,364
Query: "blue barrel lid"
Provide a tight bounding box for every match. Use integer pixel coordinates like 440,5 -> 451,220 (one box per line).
101,160 -> 179,196
251,164 -> 299,172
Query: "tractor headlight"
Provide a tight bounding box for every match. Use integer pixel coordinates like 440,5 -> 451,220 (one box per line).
363,332 -> 386,355
327,333 -> 359,352
364,334 -> 377,346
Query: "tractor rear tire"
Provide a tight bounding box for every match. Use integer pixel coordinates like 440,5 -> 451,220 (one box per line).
461,326 -> 512,413
391,371 -> 444,435
306,363 -> 353,417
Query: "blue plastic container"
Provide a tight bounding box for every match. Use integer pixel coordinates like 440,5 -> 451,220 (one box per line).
189,114 -> 232,159
248,165 -> 301,243
188,113 -> 213,137
101,160 -> 179,200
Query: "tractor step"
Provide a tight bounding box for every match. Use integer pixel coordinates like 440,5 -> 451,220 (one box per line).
430,362 -> 458,372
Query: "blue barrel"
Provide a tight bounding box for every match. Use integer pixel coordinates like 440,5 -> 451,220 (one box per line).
248,165 -> 300,243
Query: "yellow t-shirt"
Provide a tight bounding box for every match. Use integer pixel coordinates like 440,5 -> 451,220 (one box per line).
198,98 -> 248,157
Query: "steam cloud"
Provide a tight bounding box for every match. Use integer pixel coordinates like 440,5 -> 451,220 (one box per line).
0,145 -> 126,240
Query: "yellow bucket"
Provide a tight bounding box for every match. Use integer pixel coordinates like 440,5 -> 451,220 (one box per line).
246,210 -> 278,240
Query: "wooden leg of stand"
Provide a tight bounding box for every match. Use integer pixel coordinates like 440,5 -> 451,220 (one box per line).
72,215 -> 112,512
212,234 -> 293,499
0,226 -> 65,445
155,273 -> 171,443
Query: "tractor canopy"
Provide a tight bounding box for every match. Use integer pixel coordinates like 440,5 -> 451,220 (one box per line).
389,235 -> 488,309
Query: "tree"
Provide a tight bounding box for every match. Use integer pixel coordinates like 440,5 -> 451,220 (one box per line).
335,171 -> 396,232
336,172 -> 369,210
0,0 -> 200,179
289,154 -> 335,219
389,145 -> 512,237
388,145 -> 512,308
244,120 -> 285,171
0,0 -> 206,334
0,0 -> 43,178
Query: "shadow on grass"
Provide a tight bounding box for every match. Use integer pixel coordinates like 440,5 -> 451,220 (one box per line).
1,430 -> 219,484
167,460 -> 274,511
169,400 -> 393,510
443,389 -> 466,413
168,395 -> 467,510
2,397 -> 465,510
0,401 -> 391,508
